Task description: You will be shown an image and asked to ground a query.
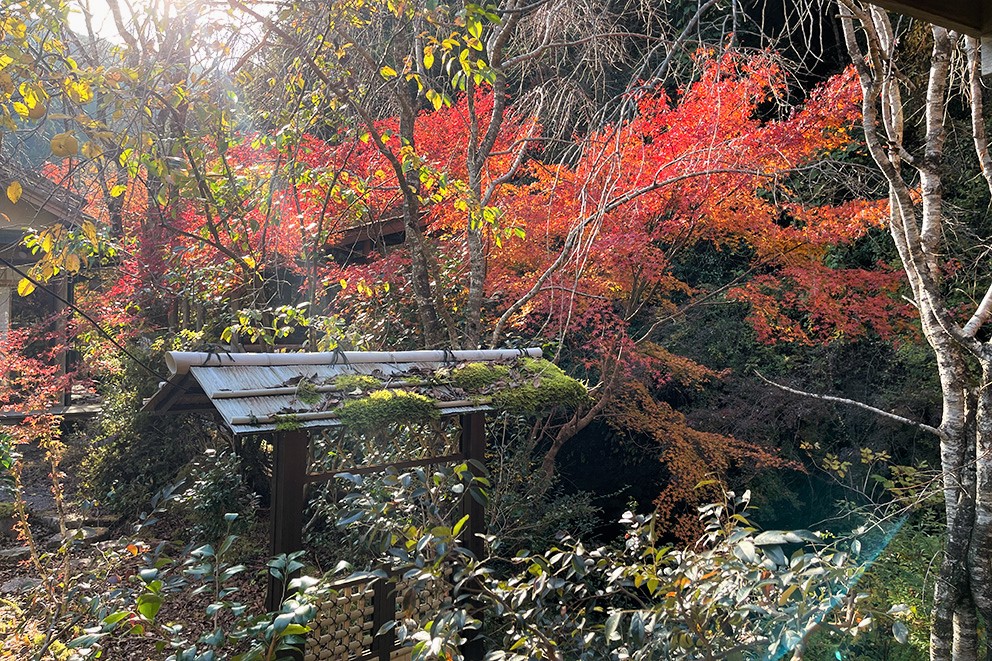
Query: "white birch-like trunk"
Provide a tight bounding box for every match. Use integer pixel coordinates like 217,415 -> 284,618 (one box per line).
837,4 -> 992,657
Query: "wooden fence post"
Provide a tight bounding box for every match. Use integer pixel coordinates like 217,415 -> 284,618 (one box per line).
372,575 -> 398,661
267,429 -> 309,611
459,413 -> 486,660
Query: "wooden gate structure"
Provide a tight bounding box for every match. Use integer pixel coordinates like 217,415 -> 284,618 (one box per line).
144,348 -> 544,659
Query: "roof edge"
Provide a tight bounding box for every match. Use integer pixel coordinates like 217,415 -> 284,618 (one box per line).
165,348 -> 543,375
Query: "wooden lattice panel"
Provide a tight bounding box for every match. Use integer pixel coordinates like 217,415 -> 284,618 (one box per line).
305,568 -> 455,660
304,582 -> 375,661
395,567 -> 453,628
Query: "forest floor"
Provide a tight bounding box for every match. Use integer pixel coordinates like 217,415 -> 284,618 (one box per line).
0,431 -> 269,660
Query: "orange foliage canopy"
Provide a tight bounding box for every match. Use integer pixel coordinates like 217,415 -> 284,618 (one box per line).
43,50 -> 910,536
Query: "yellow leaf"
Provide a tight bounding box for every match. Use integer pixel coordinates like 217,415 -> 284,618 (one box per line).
380,65 -> 398,79
242,255 -> 256,269
81,141 -> 103,159
426,89 -> 442,111
6,180 -> 21,204
110,184 -> 127,198
50,132 -> 79,158
82,220 -> 98,245
16,278 -> 34,296
8,20 -> 27,39
65,253 -> 81,273
339,279 -> 347,290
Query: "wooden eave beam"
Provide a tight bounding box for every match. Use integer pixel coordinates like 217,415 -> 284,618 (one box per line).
865,0 -> 985,36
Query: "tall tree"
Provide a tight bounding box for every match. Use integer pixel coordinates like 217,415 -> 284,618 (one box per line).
828,4 -> 992,658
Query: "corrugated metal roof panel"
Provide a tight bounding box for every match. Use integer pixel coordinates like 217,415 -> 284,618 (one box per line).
143,350 -> 540,436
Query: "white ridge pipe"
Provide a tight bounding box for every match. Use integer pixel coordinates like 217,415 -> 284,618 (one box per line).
165,348 -> 543,375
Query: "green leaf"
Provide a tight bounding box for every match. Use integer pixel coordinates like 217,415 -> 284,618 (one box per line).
272,612 -> 294,634
281,623 -> 309,636
604,610 -> 622,641
102,611 -> 130,627
467,17 -> 482,39
453,514 -> 470,537
137,593 -> 162,621
68,633 -> 106,648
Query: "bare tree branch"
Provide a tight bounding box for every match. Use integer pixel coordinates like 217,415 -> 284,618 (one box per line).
754,370 -> 945,440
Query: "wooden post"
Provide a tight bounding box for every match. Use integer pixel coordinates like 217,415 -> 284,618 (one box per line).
266,429 -> 309,611
459,413 -> 486,559
372,575 -> 398,661
459,413 -> 486,660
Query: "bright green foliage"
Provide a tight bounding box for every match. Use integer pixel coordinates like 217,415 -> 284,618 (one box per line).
69,517 -> 316,660
338,389 -> 440,432
491,358 -> 589,415
330,474 -> 879,661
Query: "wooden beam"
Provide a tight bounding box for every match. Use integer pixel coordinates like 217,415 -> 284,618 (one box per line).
266,429 -> 309,611
866,0 -> 985,36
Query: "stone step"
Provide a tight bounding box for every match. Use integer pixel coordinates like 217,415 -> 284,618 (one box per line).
45,526 -> 111,548
39,513 -> 118,531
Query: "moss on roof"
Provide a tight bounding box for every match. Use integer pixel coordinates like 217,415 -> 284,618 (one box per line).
449,362 -> 511,391
272,355 -> 587,430
338,389 -> 440,432
490,357 -> 590,415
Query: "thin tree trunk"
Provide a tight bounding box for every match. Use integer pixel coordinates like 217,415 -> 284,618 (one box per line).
397,94 -> 443,347
967,361 -> 992,658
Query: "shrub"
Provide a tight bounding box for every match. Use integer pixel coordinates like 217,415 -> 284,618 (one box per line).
175,448 -> 259,542
81,335 -> 211,517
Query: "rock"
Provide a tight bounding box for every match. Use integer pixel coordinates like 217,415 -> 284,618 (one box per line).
1,576 -> 41,594
0,546 -> 31,562
45,526 -> 111,547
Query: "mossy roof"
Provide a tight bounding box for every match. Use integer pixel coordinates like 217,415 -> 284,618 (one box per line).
144,349 -> 587,435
